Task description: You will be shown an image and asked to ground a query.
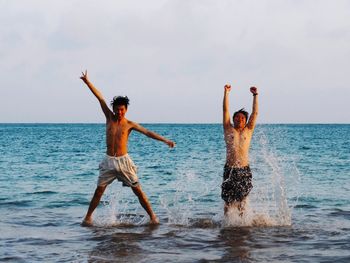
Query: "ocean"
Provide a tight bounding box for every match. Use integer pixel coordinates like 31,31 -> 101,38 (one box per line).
0,124 -> 349,262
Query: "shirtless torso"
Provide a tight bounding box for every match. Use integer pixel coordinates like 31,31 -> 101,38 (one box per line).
105,118 -> 132,157
224,126 -> 253,168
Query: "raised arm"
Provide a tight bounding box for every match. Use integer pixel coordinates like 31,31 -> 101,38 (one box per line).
223,84 -> 232,129
80,70 -> 112,119
132,122 -> 175,148
247,87 -> 258,130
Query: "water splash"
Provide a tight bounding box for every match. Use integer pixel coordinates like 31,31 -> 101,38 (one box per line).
159,171 -> 197,225
90,127 -> 301,228
93,186 -> 147,227
254,142 -> 291,225
223,199 -> 277,227
232,128 -> 302,227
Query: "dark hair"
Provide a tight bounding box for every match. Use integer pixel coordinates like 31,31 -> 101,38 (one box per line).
233,108 -> 249,123
111,96 -> 129,109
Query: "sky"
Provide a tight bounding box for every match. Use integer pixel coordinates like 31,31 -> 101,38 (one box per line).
0,0 -> 349,123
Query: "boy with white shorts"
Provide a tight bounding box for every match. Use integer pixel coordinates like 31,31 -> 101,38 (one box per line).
80,71 -> 175,226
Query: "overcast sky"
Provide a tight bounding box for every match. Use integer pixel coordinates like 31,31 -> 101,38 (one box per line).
1,0 -> 349,123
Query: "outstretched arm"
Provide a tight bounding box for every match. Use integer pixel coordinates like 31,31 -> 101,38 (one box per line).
247,87 -> 258,130
80,70 -> 112,119
223,84 -> 232,129
132,122 -> 175,148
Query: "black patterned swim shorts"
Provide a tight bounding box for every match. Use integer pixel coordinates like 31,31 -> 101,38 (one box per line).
221,165 -> 253,203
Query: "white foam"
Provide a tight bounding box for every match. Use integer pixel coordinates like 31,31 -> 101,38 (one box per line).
223,200 -> 280,227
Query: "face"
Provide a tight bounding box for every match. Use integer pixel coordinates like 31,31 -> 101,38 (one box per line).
233,113 -> 246,128
113,105 -> 127,120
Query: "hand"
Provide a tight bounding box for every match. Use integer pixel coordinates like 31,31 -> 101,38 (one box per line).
250,86 -> 258,95
80,70 -> 89,83
166,140 -> 176,148
224,84 -> 231,92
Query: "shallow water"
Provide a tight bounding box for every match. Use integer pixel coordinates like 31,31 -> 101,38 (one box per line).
1,124 -> 349,262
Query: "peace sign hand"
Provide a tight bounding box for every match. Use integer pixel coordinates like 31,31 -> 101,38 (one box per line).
80,70 -> 89,83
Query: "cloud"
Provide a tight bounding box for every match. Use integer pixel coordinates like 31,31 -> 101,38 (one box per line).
0,0 -> 349,123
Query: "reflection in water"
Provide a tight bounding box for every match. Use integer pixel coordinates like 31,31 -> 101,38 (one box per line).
88,225 -> 159,262
218,227 -> 253,262
86,221 -> 256,262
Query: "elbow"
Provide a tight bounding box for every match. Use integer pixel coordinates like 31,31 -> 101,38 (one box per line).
145,131 -> 152,137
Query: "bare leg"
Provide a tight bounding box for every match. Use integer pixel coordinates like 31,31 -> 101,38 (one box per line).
131,185 -> 159,224
224,202 -> 237,215
82,185 -> 107,226
238,198 -> 247,217
224,200 -> 246,217
224,203 -> 230,215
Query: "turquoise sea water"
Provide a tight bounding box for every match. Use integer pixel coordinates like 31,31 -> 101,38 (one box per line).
1,124 -> 349,262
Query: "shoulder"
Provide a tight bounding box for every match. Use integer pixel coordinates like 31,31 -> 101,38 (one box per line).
223,123 -> 233,132
123,119 -> 134,128
126,119 -> 137,127
127,120 -> 144,131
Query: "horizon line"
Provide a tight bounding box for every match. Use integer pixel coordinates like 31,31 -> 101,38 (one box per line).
0,122 -> 349,125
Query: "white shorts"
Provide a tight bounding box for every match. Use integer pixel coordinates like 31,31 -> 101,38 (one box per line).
97,154 -> 139,187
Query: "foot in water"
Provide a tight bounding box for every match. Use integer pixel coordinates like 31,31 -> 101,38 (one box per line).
81,217 -> 93,227
150,216 -> 160,225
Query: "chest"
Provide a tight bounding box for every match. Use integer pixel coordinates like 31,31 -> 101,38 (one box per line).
107,122 -> 129,138
226,129 -> 251,145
